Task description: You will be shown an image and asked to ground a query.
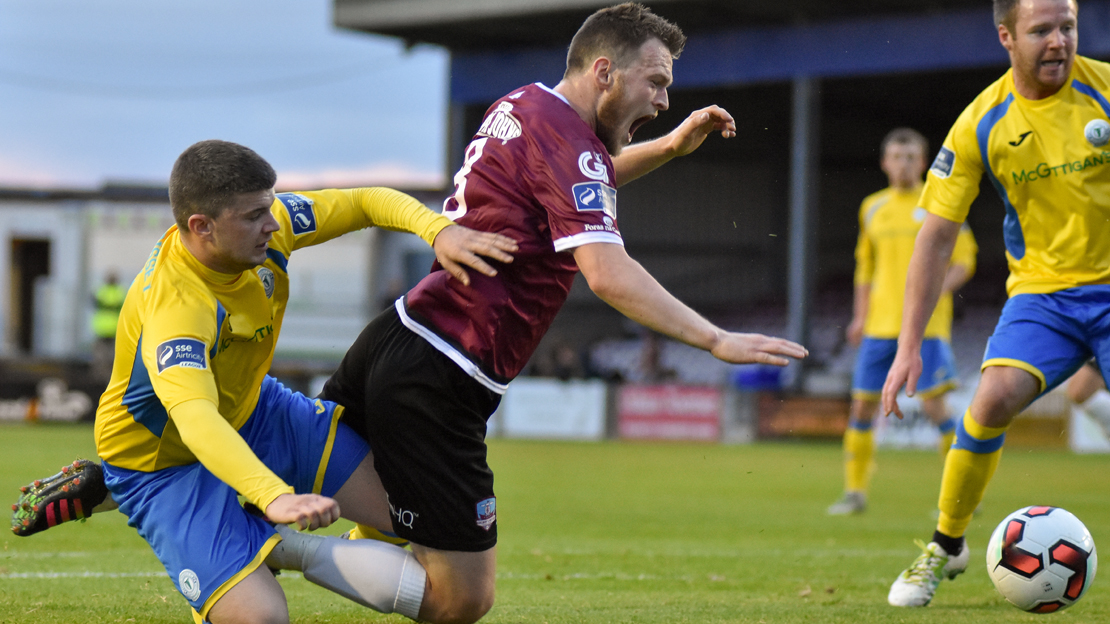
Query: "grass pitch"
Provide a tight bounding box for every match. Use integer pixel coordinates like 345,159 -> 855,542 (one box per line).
2,423 -> 1109,623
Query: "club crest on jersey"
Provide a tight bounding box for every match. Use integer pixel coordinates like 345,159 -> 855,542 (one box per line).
156,338 -> 207,374
476,497 -> 496,531
578,151 -> 610,183
277,193 -> 317,236
572,181 -> 617,219
477,102 -> 521,143
1085,119 -> 1110,147
930,147 -> 955,179
257,267 -> 275,298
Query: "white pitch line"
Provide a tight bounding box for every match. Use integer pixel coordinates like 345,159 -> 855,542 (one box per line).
0,571 -> 307,580
0,571 -> 165,579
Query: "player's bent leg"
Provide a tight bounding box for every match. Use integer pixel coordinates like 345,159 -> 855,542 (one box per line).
920,395 -> 957,456
11,459 -> 113,536
890,366 -> 1039,608
412,544 -> 496,624
828,398 -> 876,515
206,565 -> 289,624
266,524 -> 426,619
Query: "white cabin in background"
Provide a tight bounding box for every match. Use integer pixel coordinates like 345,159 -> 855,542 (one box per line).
0,187 -> 441,362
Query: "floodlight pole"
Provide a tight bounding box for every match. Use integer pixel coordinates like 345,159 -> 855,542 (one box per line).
785,75 -> 820,392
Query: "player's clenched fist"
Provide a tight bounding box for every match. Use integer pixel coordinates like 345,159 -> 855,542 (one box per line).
265,493 -> 341,531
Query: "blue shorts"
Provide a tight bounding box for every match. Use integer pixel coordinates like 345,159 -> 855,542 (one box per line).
983,285 -> 1110,397
852,337 -> 958,400
102,376 -> 370,620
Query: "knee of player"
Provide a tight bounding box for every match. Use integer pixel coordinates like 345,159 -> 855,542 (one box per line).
420,583 -> 495,624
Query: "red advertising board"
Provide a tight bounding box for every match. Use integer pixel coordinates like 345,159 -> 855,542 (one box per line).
617,384 -> 722,441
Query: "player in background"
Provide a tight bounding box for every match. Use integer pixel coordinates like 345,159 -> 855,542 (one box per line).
827,128 -> 977,516
24,139 -> 517,624
316,4 -> 807,622
1065,360 -> 1110,429
883,0 -> 1110,607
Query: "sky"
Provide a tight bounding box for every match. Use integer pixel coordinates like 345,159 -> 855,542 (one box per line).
0,0 -> 449,190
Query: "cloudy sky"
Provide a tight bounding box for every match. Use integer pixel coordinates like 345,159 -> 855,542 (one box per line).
0,0 -> 448,189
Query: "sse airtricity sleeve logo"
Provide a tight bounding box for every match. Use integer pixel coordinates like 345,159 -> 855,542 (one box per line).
155,338 -> 208,374
930,147 -> 955,179
277,193 -> 317,236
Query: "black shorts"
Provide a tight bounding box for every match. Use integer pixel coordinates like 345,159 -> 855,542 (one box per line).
319,306 -> 501,552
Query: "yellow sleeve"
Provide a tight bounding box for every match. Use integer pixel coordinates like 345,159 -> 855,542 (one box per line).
951,225 -> 978,277
142,282 -> 220,415
853,203 -> 874,286
171,398 -> 293,510
920,106 -> 985,224
268,188 -> 454,258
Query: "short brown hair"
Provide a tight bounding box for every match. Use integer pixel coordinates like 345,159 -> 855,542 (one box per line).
168,140 -> 276,229
995,0 -> 1078,32
565,3 -> 685,76
880,127 -> 928,159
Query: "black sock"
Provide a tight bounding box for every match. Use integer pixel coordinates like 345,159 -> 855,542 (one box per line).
932,530 -> 963,556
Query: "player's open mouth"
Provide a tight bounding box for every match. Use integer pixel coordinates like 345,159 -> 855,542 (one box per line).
628,115 -> 654,141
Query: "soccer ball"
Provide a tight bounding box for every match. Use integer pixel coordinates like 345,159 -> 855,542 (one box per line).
986,506 -> 1097,613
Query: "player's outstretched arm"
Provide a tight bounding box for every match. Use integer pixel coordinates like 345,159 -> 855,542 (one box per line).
613,105 -> 736,187
574,242 -> 806,365
432,224 -> 519,287
880,214 -> 963,418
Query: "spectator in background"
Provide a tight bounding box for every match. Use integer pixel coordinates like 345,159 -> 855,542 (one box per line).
631,330 -> 677,383
90,271 -> 125,383
826,128 -> 977,517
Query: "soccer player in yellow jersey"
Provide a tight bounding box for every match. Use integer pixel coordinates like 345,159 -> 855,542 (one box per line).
884,0 -> 1110,607
826,128 -> 977,516
74,140 -> 517,624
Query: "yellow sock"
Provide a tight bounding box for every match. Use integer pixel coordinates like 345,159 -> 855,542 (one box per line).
937,416 -> 957,457
936,410 -> 1007,538
939,431 -> 956,457
348,523 -> 410,546
843,424 -> 875,493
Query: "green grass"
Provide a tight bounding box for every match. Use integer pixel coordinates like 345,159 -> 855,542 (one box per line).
2,423 -> 1109,623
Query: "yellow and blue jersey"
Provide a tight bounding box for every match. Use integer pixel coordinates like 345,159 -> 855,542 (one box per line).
94,188 -> 451,500
920,55 -> 1110,297
855,186 -> 977,340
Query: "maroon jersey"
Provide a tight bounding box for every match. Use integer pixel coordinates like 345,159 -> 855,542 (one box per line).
401,83 -> 623,391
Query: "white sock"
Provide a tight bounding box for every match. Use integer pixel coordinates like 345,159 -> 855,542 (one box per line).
1079,390 -> 1110,431
266,524 -> 426,620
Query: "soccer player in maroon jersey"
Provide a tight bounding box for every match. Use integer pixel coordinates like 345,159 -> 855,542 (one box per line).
11,4 -> 807,623
318,3 -> 808,622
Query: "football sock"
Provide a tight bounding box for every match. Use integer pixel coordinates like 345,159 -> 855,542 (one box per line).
266,524 -> 425,620
937,416 -> 957,457
936,409 -> 1007,539
349,522 -> 410,546
931,530 -> 963,556
843,420 -> 875,493
1078,390 -> 1110,431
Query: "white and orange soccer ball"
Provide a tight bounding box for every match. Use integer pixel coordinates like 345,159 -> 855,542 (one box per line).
986,506 -> 1097,613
